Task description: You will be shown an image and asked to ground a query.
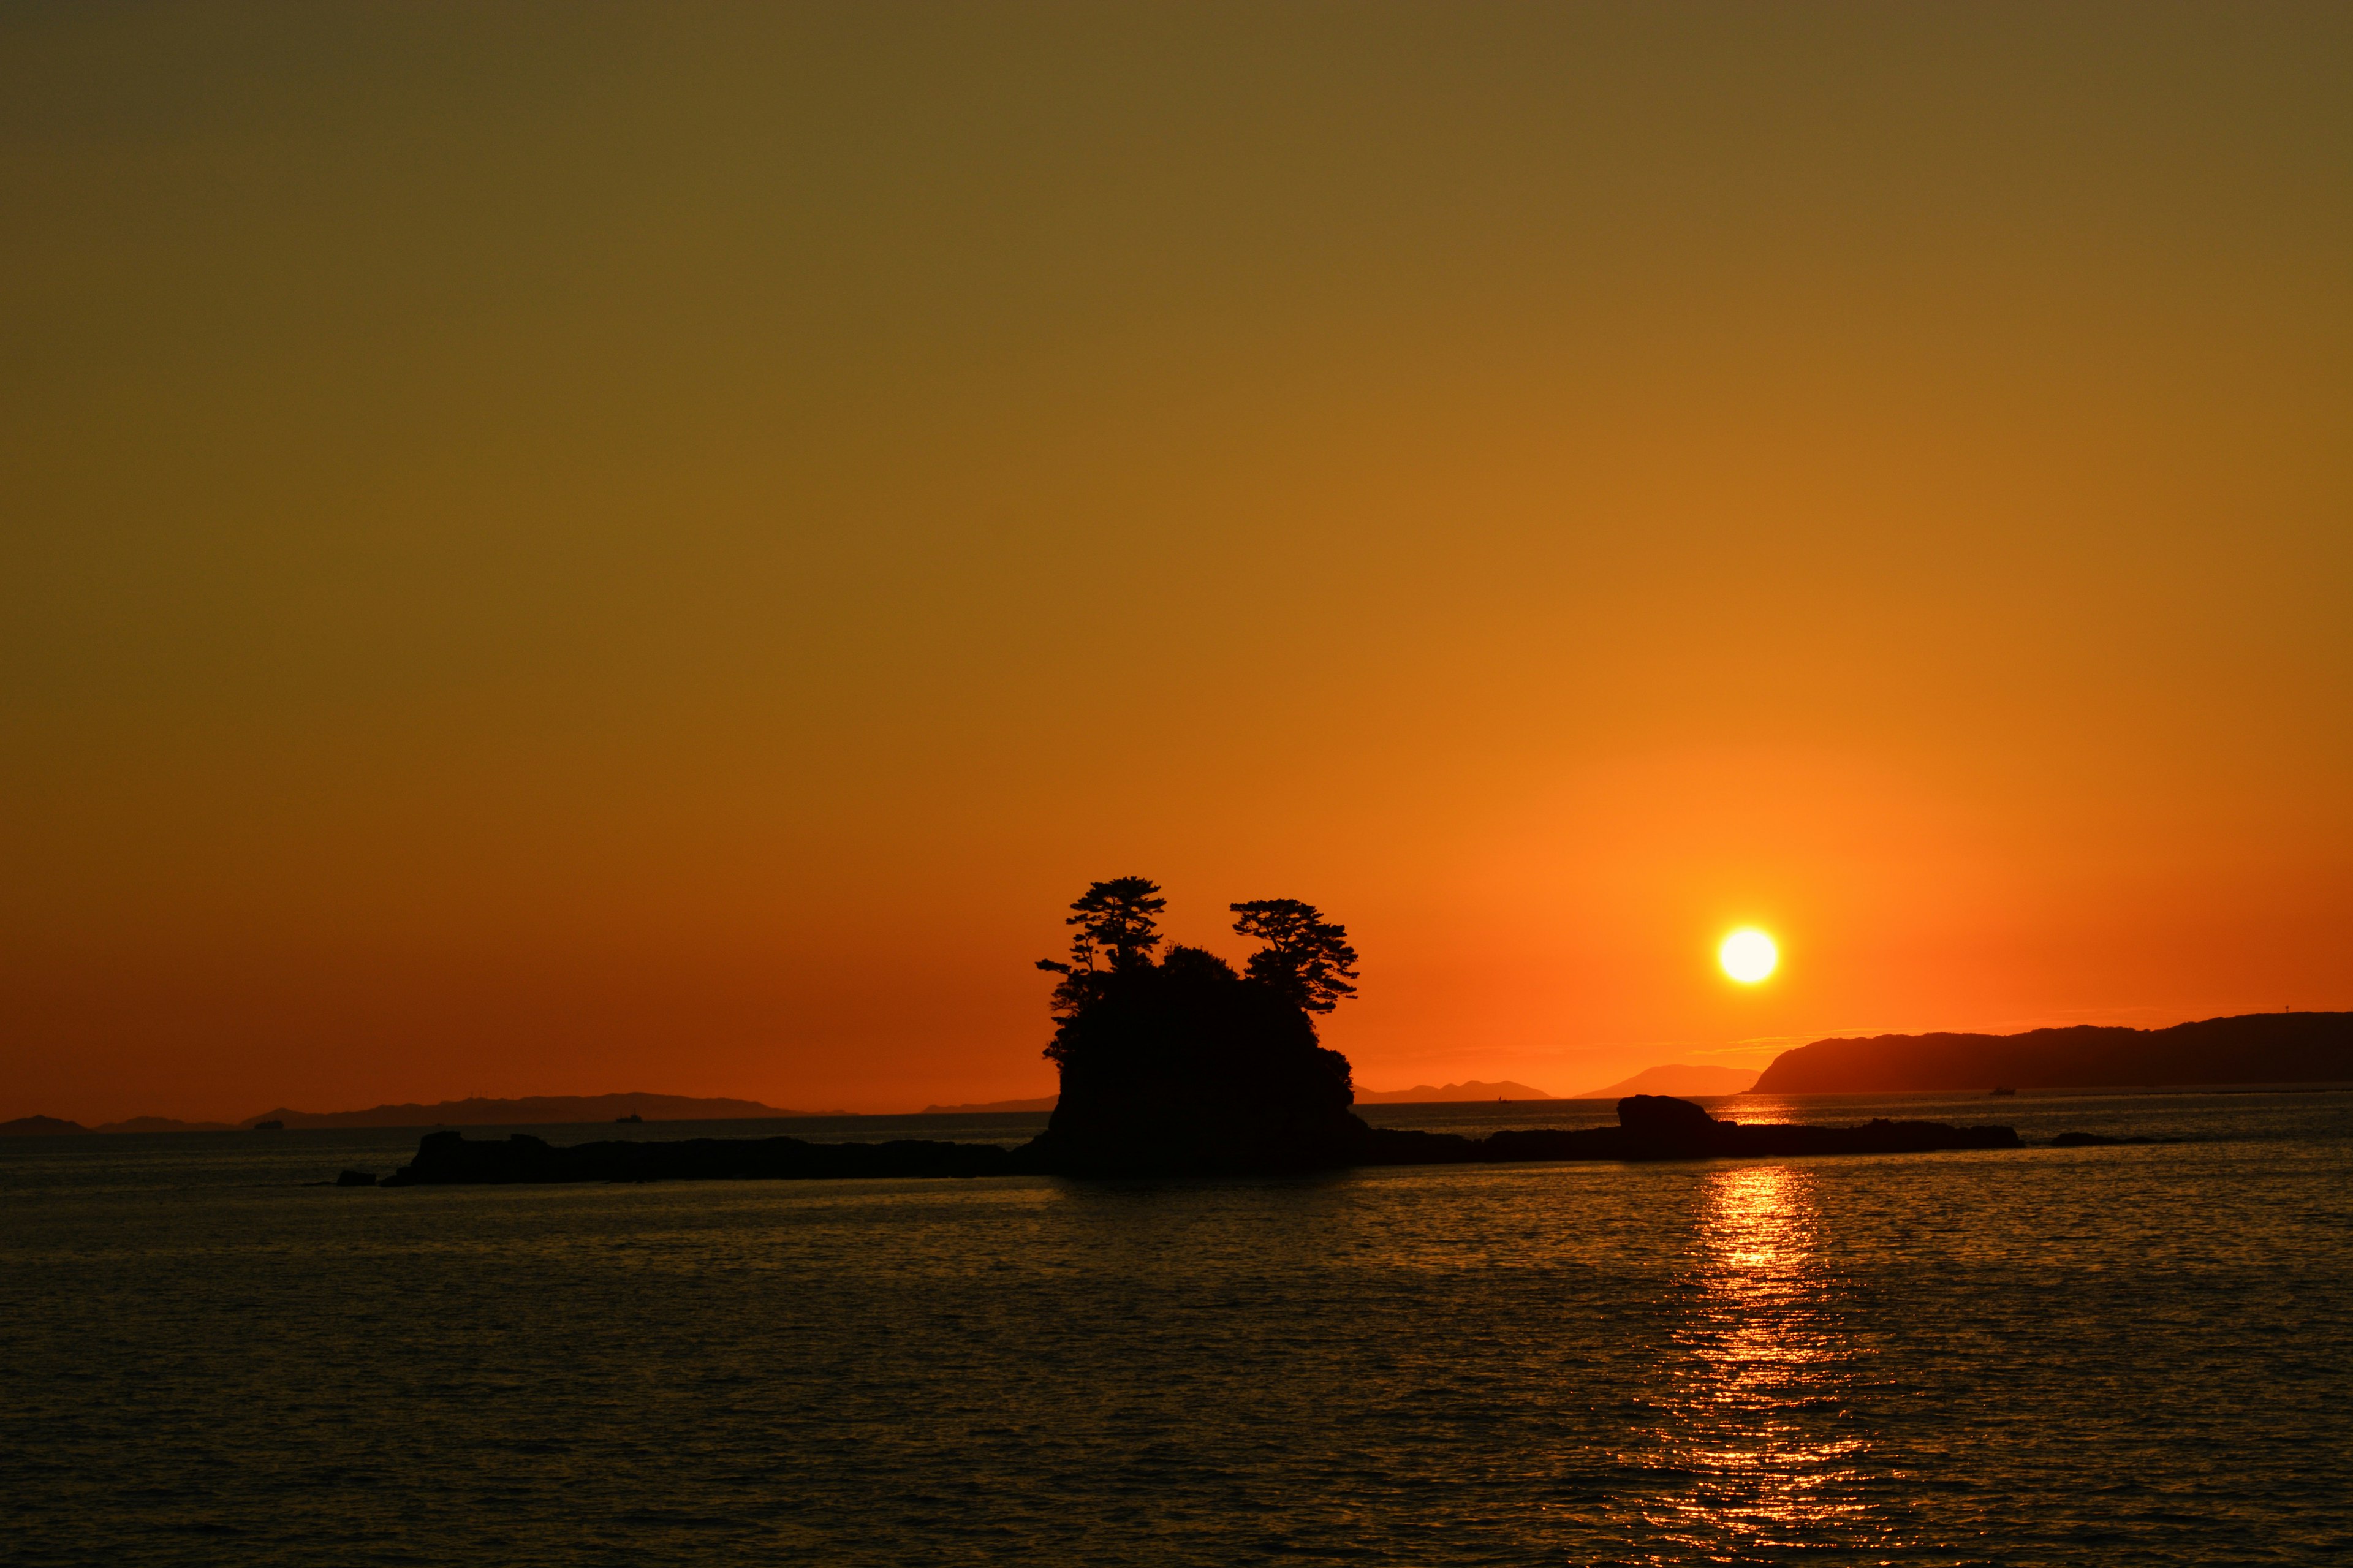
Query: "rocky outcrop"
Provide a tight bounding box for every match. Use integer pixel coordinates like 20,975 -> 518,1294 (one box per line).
1354,1096 -> 2020,1165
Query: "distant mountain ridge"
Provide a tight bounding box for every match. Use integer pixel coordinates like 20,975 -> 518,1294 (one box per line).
1355,1080 -> 1557,1103
99,1116 -> 237,1134
232,1093 -> 846,1129
1571,1064 -> 1761,1099
1752,1012 -> 2352,1093
0,1115 -> 93,1136
7,1096 -> 847,1134
2,1115 -> 237,1135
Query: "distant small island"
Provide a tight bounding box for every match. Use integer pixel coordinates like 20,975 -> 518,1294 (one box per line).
1352,1064 -> 1762,1103
1570,1064 -> 1762,1100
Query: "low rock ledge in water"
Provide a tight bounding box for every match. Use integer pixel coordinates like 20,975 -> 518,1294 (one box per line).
374,1093 -> 2021,1186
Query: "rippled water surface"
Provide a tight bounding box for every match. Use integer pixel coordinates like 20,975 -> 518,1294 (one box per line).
5,1090 -> 2349,1564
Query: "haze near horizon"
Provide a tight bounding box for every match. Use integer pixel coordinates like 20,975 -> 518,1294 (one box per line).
3,2 -> 2348,1124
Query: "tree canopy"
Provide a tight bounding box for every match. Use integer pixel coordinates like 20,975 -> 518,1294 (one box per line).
1229,898 -> 1360,1013
1037,876 -> 1165,974
1037,879 -> 1359,1030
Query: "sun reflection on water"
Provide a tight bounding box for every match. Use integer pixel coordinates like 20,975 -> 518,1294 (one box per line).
1616,1164 -> 1908,1559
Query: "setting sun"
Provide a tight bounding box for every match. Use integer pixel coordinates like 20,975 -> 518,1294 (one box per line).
1719,928 -> 1779,985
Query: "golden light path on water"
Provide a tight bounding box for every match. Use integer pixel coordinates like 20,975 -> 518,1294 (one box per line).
1626,1164 -> 1901,1558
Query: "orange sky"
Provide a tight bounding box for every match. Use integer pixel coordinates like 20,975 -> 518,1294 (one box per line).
4,4 -> 2349,1122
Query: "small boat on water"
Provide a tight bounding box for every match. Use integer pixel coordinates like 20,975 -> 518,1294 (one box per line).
1990,1086 -> 2017,1097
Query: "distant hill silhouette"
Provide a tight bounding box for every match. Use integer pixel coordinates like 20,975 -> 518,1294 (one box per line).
1,1115 -> 89,1136
2,1114 -> 241,1135
1356,1080 -> 1558,1102
96,1116 -> 237,1134
234,1093 -> 846,1129
1752,1012 -> 2352,1093
1571,1064 -> 1760,1099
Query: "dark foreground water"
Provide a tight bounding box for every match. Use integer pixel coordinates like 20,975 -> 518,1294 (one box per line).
4,1089 -> 2349,1565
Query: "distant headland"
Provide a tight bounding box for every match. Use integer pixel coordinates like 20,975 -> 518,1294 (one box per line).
1752,1012 -> 2352,1094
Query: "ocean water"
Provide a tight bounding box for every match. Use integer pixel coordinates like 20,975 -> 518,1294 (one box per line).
4,1089 -> 2348,1565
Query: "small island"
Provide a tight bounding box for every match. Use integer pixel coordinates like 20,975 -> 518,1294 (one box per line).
379,878 -> 2020,1186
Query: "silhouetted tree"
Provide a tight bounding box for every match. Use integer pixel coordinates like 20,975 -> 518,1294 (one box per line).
1068,876 -> 1166,968
1036,876 -> 1167,1017
1230,898 -> 1360,1013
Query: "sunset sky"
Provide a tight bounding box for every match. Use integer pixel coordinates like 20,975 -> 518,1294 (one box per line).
4,3 -> 2348,1122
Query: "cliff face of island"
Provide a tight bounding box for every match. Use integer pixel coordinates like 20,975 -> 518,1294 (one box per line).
1752,1011 -> 2352,1094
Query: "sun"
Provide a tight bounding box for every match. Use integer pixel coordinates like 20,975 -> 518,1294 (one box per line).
1719,928 -> 1778,984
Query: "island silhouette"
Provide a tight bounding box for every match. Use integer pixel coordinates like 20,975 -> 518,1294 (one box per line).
378,878 -> 2023,1186
1015,879 -> 1365,1175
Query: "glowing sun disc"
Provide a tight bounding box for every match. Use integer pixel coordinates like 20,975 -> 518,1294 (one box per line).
1719,928 -> 1778,984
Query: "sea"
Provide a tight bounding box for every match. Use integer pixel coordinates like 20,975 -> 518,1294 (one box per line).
4,1088 -> 2347,1566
